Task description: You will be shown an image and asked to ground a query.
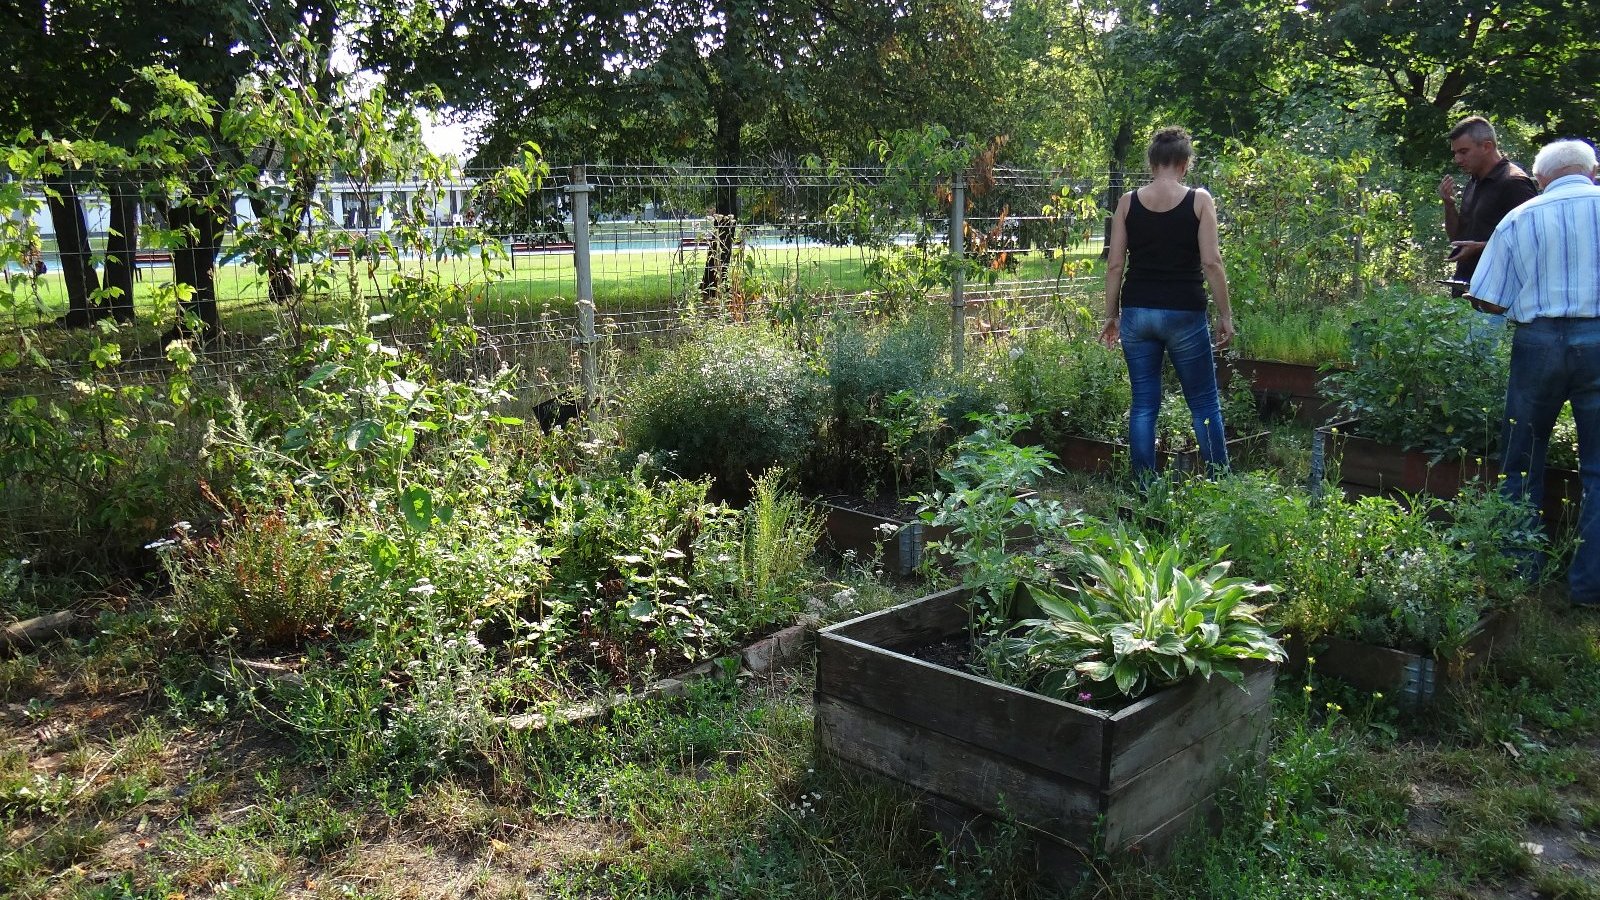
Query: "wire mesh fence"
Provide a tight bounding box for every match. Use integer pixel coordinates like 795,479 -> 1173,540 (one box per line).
3,156 -> 1414,404
1,156 -> 1424,544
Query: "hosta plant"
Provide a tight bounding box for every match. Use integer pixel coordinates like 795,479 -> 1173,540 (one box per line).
989,534 -> 1286,704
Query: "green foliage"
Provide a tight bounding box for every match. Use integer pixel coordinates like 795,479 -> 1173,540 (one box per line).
530,463 -> 811,667
1136,472 -> 1314,587
0,334 -> 207,552
819,311 -> 991,494
992,533 -> 1284,703
1142,473 -> 1540,658
1322,286 -> 1507,459
916,412 -> 1083,632
1001,309 -> 1128,442
737,469 -> 824,622
1202,142 -> 1424,317
157,514 -> 346,648
1230,308 -> 1361,366
624,323 -> 827,497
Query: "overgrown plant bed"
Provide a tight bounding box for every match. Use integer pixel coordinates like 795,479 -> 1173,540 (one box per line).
1309,610 -> 1519,706
1036,428 -> 1267,477
1313,419 -> 1581,526
1219,357 -> 1341,424
814,586 -> 1276,865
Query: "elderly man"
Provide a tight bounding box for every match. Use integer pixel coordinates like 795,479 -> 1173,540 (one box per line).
1441,116 -> 1538,295
1468,139 -> 1600,607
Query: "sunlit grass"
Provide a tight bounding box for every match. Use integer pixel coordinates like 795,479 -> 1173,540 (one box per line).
7,242 -> 1103,334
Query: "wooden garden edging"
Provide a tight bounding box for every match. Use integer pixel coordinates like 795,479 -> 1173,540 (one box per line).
1036,429 -> 1266,476
817,498 -> 943,578
1312,419 -> 1581,526
1310,610 -> 1519,706
1218,357 -> 1341,425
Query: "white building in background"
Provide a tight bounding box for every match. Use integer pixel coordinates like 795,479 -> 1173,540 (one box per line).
24,179 -> 482,240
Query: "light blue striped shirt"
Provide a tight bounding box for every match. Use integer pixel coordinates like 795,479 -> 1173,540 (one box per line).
1469,174 -> 1600,322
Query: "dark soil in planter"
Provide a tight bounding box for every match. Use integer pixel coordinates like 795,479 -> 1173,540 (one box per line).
816,492 -> 923,522
901,632 -> 1140,715
904,634 -> 974,671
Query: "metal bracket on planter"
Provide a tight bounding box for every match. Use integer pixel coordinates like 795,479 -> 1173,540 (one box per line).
1401,656 -> 1437,706
895,523 -> 927,577
1309,431 -> 1327,500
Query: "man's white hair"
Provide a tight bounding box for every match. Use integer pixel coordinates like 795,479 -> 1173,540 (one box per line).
1532,139 -> 1598,177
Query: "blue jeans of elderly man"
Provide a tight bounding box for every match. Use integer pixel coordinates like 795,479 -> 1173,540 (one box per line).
1468,139 -> 1600,606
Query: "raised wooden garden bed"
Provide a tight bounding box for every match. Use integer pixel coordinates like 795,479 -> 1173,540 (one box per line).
817,496 -> 942,577
815,586 -> 1275,865
818,491 -> 1039,577
1310,610 -> 1519,706
1042,429 -> 1266,476
1219,357 -> 1341,425
1312,419 -> 1581,526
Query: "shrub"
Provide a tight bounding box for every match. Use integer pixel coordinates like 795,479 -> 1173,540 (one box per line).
1321,286 -> 1506,460
1002,312 -> 1128,442
159,514 -> 348,648
624,323 -> 826,498
819,310 -> 999,495
1141,474 -> 1539,658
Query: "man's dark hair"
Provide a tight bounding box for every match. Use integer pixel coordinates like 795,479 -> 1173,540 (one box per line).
1146,127 -> 1193,170
1449,116 -> 1497,145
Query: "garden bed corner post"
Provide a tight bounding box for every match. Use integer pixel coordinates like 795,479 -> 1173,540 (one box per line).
568,164 -> 599,410
950,170 -> 966,373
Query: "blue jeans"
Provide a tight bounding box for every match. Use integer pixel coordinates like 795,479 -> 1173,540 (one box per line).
1472,311 -> 1507,343
1119,307 -> 1228,478
1500,318 -> 1600,604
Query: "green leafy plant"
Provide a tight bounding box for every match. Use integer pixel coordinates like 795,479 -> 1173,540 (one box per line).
1321,286 -> 1506,460
866,388 -> 951,499
916,412 -> 1082,633
158,514 -> 347,648
624,322 -> 827,500
1001,309 -> 1128,442
990,533 -> 1285,703
817,310 -> 1000,495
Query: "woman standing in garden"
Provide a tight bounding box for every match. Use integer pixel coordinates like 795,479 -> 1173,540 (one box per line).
1100,126 -> 1235,480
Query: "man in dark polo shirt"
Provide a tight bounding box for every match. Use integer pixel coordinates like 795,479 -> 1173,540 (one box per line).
1439,116 -> 1538,297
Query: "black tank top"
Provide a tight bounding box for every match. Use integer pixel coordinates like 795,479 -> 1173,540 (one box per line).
1122,188 -> 1206,312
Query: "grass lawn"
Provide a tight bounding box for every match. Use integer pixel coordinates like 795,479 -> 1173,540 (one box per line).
6,242 -> 1105,333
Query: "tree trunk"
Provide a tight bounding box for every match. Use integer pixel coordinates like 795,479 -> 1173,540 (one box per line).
46,181 -> 104,328
1101,118 -> 1134,260
248,194 -> 301,306
166,179 -> 228,339
699,96 -> 742,304
103,182 -> 138,324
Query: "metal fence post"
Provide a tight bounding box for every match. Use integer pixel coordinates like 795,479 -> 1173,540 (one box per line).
950,171 -> 966,373
568,164 -> 598,410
